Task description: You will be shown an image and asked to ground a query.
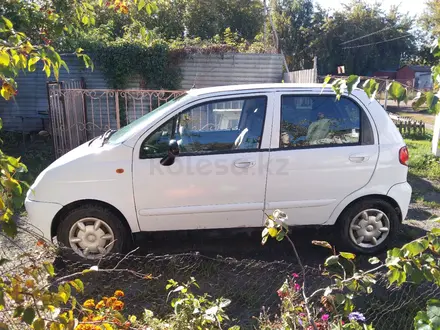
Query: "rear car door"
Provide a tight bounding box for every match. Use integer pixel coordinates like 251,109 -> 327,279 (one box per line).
265,92 -> 379,225
133,93 -> 274,231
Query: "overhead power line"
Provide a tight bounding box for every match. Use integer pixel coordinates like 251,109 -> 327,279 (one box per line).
340,26 -> 394,45
342,34 -> 411,50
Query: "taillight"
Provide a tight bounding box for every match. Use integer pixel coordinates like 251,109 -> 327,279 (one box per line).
399,146 -> 409,166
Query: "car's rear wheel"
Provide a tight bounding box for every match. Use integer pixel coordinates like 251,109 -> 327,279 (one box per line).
339,198 -> 400,255
57,204 -> 130,261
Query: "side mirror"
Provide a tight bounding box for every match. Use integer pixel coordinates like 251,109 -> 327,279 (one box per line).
160,140 -> 180,166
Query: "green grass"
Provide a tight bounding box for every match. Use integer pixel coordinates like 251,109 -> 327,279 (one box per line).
405,134 -> 440,181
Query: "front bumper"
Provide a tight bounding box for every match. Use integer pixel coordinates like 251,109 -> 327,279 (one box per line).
387,181 -> 412,221
24,198 -> 63,241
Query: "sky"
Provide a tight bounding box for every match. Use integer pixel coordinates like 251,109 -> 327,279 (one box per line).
314,0 -> 426,16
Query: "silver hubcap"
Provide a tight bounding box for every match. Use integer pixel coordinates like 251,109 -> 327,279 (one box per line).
349,209 -> 390,248
68,218 -> 114,259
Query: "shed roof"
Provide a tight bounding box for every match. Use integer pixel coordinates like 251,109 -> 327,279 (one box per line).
402,65 -> 431,72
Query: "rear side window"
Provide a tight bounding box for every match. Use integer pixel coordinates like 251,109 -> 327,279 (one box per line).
279,95 -> 373,149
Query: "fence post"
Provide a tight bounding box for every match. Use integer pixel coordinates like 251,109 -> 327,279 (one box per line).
313,56 -> 318,83
384,79 -> 388,111
115,91 -> 121,129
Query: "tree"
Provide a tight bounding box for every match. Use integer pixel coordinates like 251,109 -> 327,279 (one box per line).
420,0 -> 440,38
184,0 -> 264,40
314,1 -> 416,75
270,0 -> 316,70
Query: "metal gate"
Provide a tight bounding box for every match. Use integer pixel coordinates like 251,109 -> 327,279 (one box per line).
47,81 -> 186,158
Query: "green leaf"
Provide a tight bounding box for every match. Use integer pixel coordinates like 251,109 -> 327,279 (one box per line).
0,51 -> 9,67
323,75 -> 331,86
43,64 -> 50,78
32,319 -> 45,330
388,269 -> 400,285
22,307 -> 35,325
1,17 -> 13,30
0,290 -> 4,308
340,252 -> 356,260
325,255 -> 339,267
60,60 -> 69,73
43,262 -> 55,276
13,306 -> 24,318
403,240 -> 428,257
369,257 -> 380,265
346,75 -> 359,94
362,79 -> 380,99
276,230 -> 285,241
387,81 -> 407,104
425,92 -> 439,113
431,228 -> 440,235
28,56 -> 40,72
413,92 -> 427,110
146,3 -> 152,15
81,15 -> 89,25
138,0 -> 146,10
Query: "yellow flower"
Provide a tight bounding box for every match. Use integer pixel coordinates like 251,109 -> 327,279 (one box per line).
114,290 -> 124,298
106,296 -> 117,308
95,300 -> 105,309
83,299 -> 95,309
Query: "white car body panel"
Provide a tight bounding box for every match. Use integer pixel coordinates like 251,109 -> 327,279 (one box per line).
24,83 -> 411,241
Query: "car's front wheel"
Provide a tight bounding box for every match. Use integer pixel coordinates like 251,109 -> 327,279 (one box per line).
339,198 -> 400,255
57,204 -> 130,260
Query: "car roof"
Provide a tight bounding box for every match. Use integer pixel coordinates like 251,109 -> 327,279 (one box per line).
186,83 -> 337,96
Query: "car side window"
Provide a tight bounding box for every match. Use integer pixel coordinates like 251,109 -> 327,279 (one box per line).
280,95 -> 372,148
140,96 -> 267,158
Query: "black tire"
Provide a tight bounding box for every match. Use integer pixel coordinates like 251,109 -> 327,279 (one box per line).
338,198 -> 400,255
56,204 -> 131,261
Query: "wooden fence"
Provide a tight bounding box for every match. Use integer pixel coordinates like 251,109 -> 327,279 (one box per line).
388,112 -> 426,136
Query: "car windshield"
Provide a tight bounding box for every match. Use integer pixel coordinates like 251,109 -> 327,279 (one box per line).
108,93 -> 189,144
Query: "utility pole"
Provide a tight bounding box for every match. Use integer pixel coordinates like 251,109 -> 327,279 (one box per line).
264,0 -> 289,73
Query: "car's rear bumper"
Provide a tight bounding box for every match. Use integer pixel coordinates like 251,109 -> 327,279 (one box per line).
387,181 -> 412,221
24,198 -> 63,241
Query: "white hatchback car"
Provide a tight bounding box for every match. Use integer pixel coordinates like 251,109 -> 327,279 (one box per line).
25,84 -> 412,259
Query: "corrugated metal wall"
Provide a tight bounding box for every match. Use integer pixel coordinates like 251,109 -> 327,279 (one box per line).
0,53 -> 283,132
180,53 -> 283,89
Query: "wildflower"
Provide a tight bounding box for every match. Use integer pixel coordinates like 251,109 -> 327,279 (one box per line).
113,300 -> 124,311
95,300 -> 105,309
349,312 -> 366,322
83,299 -> 95,309
294,283 -> 301,291
114,290 -> 124,297
299,313 -> 306,318
106,297 -> 117,307
321,314 -> 329,322
292,273 -> 299,278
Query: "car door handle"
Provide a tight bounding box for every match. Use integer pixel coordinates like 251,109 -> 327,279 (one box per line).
234,160 -> 255,168
349,154 -> 370,163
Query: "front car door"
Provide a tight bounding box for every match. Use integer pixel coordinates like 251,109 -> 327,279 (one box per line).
265,91 -> 379,225
133,93 -> 274,231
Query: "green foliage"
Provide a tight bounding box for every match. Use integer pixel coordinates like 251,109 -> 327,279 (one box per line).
93,40 -> 180,89
183,0 -> 264,40
414,299 -> 440,330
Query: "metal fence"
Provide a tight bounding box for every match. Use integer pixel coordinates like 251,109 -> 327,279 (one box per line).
47,81 -> 186,158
